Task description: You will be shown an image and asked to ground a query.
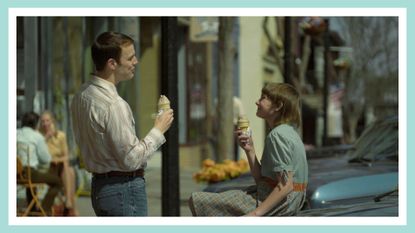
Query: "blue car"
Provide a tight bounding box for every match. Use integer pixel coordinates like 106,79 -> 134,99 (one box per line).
303,116 -> 398,212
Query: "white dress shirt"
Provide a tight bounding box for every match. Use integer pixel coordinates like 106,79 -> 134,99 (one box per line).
71,76 -> 165,173
17,127 -> 52,169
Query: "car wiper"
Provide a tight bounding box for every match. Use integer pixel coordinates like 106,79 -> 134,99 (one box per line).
374,187 -> 398,202
348,158 -> 373,167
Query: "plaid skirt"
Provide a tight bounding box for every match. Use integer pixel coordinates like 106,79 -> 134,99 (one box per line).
190,181 -> 306,216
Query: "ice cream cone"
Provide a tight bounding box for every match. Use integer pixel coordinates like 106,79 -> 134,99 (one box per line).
237,116 -> 249,133
158,95 -> 171,112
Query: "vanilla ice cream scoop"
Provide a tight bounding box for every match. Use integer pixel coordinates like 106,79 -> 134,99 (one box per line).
158,95 -> 171,114
237,116 -> 249,130
237,116 -> 251,136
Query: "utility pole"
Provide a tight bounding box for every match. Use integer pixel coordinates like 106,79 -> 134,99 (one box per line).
161,17 -> 180,216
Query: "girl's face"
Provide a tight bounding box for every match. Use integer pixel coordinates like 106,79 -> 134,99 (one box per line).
255,94 -> 276,120
40,114 -> 53,130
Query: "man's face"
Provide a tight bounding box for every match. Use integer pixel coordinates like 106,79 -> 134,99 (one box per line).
114,44 -> 138,82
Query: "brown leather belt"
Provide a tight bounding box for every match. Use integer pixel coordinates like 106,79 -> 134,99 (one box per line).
261,176 -> 307,192
93,169 -> 145,178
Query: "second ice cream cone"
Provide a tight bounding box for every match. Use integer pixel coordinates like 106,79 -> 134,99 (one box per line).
237,116 -> 249,133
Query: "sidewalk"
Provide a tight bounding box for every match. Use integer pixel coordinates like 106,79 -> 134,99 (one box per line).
76,152 -> 207,216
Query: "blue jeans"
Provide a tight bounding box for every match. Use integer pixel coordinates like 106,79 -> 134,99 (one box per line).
91,175 -> 147,216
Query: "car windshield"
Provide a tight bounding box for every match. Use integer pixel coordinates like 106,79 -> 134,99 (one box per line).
348,115 -> 398,163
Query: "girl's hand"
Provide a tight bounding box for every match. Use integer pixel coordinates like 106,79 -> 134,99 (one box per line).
44,131 -> 54,140
235,129 -> 254,152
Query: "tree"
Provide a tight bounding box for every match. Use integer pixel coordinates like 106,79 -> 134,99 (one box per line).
217,17 -> 235,161
335,17 -> 398,142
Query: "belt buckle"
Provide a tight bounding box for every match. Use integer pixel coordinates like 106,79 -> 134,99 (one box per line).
132,169 -> 141,177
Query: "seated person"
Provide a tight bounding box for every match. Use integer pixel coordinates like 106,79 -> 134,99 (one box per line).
39,110 -> 78,216
189,83 -> 308,216
17,111 -> 63,216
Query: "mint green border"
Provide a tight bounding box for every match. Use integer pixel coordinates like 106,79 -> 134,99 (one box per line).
2,0 -> 413,233
2,0 -> 413,8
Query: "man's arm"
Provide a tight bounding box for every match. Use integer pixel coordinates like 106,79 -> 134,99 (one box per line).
105,101 -> 170,170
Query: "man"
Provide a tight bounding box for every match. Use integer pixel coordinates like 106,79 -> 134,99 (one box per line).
17,111 -> 63,216
71,31 -> 173,216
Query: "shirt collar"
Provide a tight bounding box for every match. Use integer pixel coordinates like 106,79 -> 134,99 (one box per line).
90,76 -> 118,95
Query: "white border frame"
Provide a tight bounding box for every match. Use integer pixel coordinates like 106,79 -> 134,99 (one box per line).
8,8 -> 407,226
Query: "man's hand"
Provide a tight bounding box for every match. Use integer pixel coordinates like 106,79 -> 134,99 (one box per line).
154,109 -> 174,134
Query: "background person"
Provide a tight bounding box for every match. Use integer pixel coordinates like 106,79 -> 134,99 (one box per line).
17,111 -> 63,216
39,110 -> 78,216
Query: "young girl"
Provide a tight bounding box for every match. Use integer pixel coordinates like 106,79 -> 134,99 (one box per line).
189,83 -> 308,216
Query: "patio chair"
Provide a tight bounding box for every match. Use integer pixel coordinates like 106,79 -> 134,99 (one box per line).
16,143 -> 47,216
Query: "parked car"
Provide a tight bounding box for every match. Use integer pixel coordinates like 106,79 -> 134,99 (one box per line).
303,116 -> 398,210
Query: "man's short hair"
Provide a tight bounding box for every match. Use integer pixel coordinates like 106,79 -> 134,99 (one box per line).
21,111 -> 39,129
91,31 -> 135,71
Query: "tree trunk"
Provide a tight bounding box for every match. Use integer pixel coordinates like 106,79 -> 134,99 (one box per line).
217,17 -> 235,162
299,35 -> 311,88
347,116 -> 359,143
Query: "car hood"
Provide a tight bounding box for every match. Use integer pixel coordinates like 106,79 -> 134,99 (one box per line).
306,154 -> 398,200
299,195 -> 398,216
309,172 -> 398,208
